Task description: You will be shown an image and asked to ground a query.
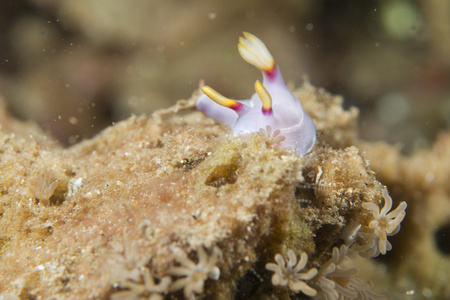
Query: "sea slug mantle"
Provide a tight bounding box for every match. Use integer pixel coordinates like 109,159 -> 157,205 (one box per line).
197,32 -> 316,156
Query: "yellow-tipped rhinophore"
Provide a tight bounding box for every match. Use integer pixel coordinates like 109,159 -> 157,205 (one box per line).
254,80 -> 272,114
201,85 -> 243,111
238,32 -> 275,72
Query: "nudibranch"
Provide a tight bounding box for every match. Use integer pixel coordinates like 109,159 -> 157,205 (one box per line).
197,32 -> 316,156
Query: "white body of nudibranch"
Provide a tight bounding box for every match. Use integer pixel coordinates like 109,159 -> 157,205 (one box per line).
197,32 -> 316,156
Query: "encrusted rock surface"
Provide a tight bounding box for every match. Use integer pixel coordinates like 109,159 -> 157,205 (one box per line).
0,83 -> 448,299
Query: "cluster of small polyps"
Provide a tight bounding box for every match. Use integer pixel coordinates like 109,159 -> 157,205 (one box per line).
352,188 -> 408,258
266,245 -> 386,299
266,188 -> 407,299
111,246 -> 222,300
265,250 -> 318,297
28,171 -> 58,206
167,246 -> 222,299
110,267 -> 171,300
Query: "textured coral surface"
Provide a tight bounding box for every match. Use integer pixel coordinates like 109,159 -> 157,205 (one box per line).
0,83 -> 449,299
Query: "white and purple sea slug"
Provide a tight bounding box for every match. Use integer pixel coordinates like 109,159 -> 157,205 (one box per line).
197,32 -> 316,156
